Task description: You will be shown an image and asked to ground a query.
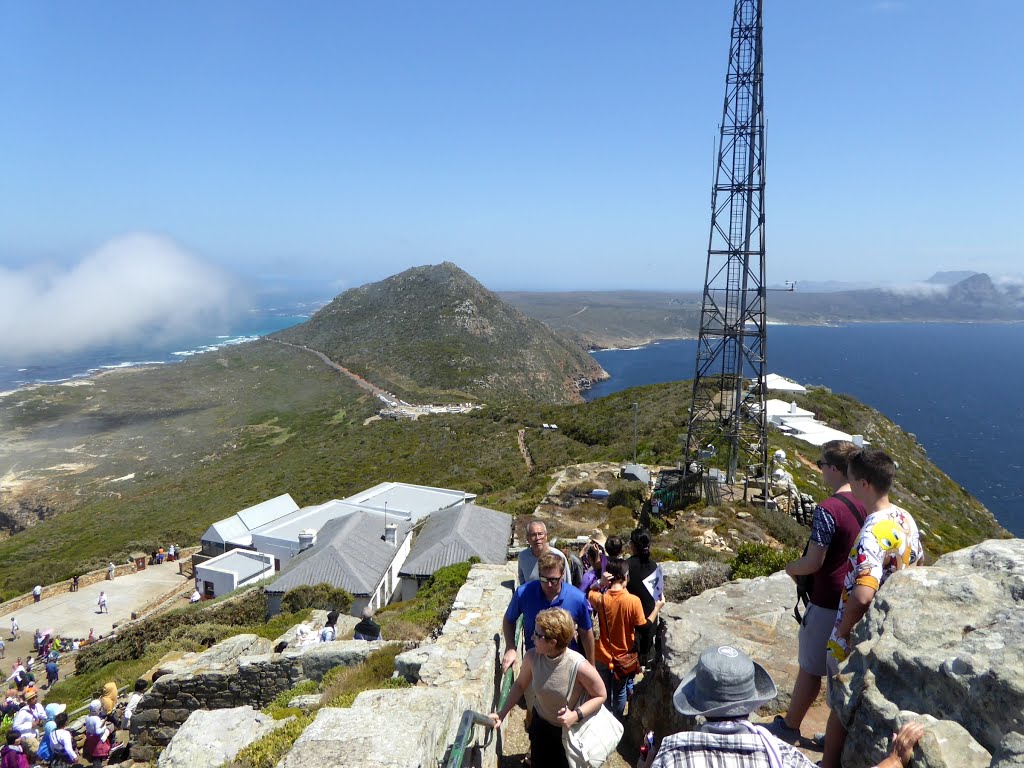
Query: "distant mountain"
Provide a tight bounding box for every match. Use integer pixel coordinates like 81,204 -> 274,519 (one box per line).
926,270 -> 980,285
505,273 -> 1024,348
273,263 -> 607,403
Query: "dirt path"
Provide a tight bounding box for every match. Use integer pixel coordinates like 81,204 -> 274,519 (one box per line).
517,429 -> 534,471
273,339 -> 392,399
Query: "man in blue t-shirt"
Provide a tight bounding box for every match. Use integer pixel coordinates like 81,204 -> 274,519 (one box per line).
501,552 -> 594,672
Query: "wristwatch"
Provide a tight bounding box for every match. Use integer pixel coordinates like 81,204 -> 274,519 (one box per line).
575,706 -> 584,722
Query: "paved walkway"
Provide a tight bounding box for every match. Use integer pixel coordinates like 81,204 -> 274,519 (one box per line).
1,564 -> 189,663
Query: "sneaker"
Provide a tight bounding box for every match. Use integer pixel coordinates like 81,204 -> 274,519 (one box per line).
812,732 -> 826,748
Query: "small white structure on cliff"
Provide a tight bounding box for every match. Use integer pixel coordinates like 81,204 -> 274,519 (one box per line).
194,550 -> 275,599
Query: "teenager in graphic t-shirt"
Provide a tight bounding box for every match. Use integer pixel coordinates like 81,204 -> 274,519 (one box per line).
821,449 -> 923,768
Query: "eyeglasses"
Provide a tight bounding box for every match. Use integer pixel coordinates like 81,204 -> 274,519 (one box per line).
538,576 -> 561,585
815,459 -> 830,469
532,630 -> 550,641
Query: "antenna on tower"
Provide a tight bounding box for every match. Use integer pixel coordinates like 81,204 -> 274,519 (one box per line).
683,0 -> 769,504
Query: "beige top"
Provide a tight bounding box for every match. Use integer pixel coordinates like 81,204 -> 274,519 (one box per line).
531,648 -> 584,725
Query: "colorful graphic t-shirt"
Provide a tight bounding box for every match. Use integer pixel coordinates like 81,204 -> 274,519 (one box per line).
828,504 -> 922,661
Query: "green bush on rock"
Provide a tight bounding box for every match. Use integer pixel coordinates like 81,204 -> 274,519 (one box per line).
730,542 -> 797,580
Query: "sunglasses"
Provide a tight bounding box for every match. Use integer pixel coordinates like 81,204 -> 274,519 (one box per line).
532,630 -> 550,641
815,459 -> 830,469
538,576 -> 561,585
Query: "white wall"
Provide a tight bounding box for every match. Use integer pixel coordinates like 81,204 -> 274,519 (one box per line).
195,552 -> 275,599
195,565 -> 237,598
249,536 -> 301,570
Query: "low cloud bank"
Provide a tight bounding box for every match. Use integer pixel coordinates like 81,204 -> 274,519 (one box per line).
879,282 -> 950,298
0,233 -> 247,362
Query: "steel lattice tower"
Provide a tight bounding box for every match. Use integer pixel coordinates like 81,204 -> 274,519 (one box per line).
683,0 -> 768,492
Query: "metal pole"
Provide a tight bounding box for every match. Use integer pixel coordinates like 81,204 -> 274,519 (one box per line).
632,402 -> 638,464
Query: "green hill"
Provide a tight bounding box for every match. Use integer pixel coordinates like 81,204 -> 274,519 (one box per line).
0,341 -> 1007,599
272,262 -> 607,403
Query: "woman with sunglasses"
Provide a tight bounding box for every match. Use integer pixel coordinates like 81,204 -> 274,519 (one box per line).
489,607 -> 607,768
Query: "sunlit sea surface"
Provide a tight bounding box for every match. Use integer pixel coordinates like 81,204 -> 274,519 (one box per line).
586,323 -> 1024,537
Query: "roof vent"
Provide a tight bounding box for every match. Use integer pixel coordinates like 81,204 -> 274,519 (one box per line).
298,529 -> 316,552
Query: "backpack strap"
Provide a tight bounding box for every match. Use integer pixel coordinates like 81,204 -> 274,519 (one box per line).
833,492 -> 865,526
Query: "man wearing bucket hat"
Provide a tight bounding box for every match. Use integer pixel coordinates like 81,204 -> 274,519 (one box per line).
640,645 -> 924,768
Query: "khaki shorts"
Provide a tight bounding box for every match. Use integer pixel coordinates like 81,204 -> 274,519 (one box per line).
825,649 -> 842,706
798,602 -> 838,677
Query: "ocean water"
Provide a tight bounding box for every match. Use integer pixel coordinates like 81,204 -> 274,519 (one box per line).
0,308 -> 311,393
585,323 -> 1024,537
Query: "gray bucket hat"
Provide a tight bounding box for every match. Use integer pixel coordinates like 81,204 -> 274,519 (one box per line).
673,645 -> 778,718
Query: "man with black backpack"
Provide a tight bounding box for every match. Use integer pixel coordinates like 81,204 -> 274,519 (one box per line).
774,440 -> 866,739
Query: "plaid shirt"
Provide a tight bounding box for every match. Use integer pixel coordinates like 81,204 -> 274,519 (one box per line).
651,721 -> 814,768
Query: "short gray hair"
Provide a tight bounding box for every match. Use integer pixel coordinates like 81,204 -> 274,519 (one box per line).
361,606 -> 375,620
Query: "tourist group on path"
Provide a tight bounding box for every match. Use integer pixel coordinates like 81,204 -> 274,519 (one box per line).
489,444 -> 929,768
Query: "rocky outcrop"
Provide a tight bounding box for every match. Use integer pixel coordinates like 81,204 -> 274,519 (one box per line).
157,706 -> 291,768
628,571 -> 800,746
832,538 -> 1024,768
279,688 -> 468,768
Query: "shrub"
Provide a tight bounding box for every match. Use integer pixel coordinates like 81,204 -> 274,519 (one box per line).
264,679 -> 319,718
606,482 -> 647,511
665,562 -> 731,602
671,540 -> 724,564
730,543 -> 798,580
748,505 -> 810,550
280,583 -> 353,615
605,505 -> 635,533
320,645 -> 410,708
377,561 -> 472,639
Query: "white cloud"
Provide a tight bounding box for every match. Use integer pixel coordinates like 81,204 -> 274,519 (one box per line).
879,282 -> 949,298
0,233 -> 247,361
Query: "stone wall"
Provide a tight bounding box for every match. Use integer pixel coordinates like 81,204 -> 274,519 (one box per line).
832,538 -> 1024,768
281,562 -> 515,768
129,630 -> 385,760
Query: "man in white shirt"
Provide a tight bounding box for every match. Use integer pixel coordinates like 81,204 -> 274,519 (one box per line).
517,520 -> 568,585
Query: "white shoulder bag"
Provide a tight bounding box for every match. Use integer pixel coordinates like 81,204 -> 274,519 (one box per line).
561,656 -> 624,768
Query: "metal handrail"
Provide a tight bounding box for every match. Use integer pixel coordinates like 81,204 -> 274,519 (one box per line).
497,615 -> 523,713
444,710 -> 495,768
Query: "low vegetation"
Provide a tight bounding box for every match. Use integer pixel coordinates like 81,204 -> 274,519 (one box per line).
373,560 -> 474,641
664,562 -> 732,602
730,542 -> 799,580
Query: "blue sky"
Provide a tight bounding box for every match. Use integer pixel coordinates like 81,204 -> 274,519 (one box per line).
2,0 -> 1022,295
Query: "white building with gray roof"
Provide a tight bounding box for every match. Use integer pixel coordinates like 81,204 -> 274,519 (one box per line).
200,493 -> 299,556
194,549 -> 275,599
397,502 -> 512,600
265,512 -> 413,617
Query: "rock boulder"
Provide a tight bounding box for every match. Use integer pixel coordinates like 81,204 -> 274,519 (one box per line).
832,538 -> 1024,768
156,706 -> 291,768
628,570 -> 800,746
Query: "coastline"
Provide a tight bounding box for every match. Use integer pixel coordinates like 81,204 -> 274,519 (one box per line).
583,317 -> 1024,353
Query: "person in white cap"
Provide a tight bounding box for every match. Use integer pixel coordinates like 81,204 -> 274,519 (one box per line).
640,645 -> 925,768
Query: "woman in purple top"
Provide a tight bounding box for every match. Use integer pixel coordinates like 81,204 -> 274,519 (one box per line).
579,530 -> 608,599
